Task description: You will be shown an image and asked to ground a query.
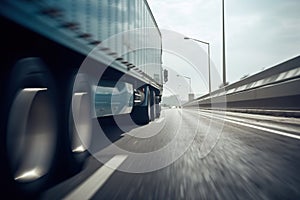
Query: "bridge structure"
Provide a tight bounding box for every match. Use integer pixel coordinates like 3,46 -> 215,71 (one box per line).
184,55 -> 300,117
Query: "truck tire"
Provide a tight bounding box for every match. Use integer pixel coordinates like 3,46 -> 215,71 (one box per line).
130,86 -> 151,125
62,73 -> 93,174
1,58 -> 59,198
150,90 -> 156,121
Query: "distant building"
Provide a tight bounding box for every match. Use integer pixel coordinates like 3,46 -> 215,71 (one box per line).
188,93 -> 195,101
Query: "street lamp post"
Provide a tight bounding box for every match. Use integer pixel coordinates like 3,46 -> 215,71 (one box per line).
176,74 -> 191,93
184,37 -> 211,93
176,74 -> 193,101
222,0 -> 227,86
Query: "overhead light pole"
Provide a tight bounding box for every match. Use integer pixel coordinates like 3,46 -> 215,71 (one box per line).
176,74 -> 191,93
184,37 -> 211,93
222,0 -> 227,85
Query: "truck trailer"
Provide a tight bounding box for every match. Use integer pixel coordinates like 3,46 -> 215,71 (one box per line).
0,0 -> 163,196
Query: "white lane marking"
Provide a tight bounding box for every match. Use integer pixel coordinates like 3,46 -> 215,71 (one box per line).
63,155 -> 127,200
195,111 -> 300,140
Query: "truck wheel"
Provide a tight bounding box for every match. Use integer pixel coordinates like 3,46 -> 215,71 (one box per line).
150,90 -> 156,121
130,86 -> 151,125
65,73 -> 93,173
1,58 -> 59,197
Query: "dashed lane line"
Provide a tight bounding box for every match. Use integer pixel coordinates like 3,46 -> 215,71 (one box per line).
63,155 -> 128,200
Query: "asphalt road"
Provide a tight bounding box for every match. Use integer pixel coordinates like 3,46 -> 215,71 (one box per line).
42,108 -> 300,200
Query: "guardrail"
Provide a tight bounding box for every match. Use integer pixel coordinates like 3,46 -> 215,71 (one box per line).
184,55 -> 300,117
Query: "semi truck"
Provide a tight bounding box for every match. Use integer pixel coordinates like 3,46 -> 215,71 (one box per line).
0,0 -> 163,196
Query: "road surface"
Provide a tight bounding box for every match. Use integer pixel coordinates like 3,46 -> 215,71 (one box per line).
42,108 -> 300,200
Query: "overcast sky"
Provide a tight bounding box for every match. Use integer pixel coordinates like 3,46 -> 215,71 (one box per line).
147,0 -> 300,95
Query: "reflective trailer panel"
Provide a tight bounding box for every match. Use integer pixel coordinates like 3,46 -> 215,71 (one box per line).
17,0 -> 162,85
